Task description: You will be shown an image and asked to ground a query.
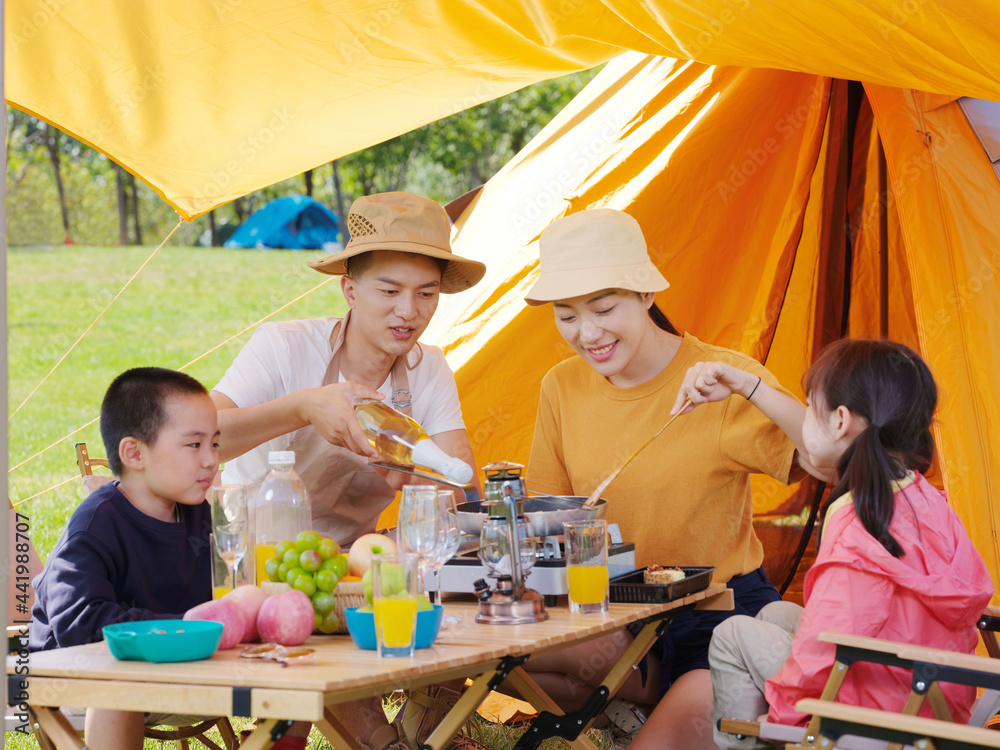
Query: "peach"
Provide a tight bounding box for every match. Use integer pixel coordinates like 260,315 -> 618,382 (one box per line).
346,533 -> 398,577
183,598 -> 248,650
256,589 -> 314,646
222,584 -> 268,642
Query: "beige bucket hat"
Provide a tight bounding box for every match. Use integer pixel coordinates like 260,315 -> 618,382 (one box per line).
308,192 -> 486,293
524,209 -> 669,305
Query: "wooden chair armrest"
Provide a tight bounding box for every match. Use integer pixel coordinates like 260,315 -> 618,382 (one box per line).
896,645 -> 1000,690
718,717 -> 762,738
816,631 -> 913,656
75,442 -> 110,478
796,698 -> 1000,747
982,604 -> 1000,621
718,717 -> 806,744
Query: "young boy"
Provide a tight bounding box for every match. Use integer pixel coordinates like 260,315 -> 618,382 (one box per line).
30,367 -> 219,749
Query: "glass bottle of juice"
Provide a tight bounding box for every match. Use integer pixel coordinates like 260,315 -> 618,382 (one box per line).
251,451 -> 311,585
354,398 -> 473,484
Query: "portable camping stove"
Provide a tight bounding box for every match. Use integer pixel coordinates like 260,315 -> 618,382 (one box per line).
433,530 -> 636,607
430,462 -> 636,619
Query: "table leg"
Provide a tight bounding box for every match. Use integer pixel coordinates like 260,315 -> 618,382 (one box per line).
28,706 -> 82,750
421,662 -> 525,750
238,718 -> 292,750
316,707 -> 366,750
508,609 -> 687,750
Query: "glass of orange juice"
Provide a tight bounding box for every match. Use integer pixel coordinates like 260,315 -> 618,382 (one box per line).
563,520 -> 610,614
371,552 -> 419,657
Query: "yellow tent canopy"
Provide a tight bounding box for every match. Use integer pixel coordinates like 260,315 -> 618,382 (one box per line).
6,0 -> 1000,218
6,0 -> 1000,589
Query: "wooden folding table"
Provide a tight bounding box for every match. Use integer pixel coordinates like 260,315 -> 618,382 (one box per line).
9,585 -> 731,750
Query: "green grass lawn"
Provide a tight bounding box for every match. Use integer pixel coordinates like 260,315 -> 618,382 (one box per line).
7,244 -> 344,561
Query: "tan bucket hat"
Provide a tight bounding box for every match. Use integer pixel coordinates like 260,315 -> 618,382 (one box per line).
308,192 -> 486,293
524,209 -> 669,305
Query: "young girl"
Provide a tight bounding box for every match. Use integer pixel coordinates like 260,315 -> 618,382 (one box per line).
672,338 -> 994,749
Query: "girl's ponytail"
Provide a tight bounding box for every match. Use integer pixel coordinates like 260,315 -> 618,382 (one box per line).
836,423 -> 904,558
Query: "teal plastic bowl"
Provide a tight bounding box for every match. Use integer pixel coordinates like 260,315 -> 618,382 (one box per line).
102,620 -> 223,663
345,604 -> 443,650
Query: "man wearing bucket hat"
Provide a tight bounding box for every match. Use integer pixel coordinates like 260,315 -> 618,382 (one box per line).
521,209 -> 820,750
213,191 -> 485,542
212,192 -> 486,750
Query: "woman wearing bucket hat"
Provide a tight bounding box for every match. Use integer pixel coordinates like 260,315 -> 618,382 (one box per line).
521,209 -> 825,750
211,192 -> 487,750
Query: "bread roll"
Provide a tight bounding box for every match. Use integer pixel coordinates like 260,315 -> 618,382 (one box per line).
643,565 -> 685,585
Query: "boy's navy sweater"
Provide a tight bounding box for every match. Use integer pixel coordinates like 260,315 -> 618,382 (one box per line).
30,481 -> 212,651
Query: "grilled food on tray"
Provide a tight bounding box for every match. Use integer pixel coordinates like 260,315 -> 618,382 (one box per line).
644,565 -> 686,585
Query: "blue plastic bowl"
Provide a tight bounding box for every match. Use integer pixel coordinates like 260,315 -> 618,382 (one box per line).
102,620 -> 223,663
345,604 -> 443,651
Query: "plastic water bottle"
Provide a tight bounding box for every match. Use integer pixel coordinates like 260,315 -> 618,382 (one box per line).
251,451 -> 311,584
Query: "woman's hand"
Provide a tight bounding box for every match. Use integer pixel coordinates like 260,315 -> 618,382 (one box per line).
670,361 -> 759,415
297,382 -> 384,460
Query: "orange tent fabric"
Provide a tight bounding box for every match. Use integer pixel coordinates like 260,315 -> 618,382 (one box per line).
424,54 -> 1000,586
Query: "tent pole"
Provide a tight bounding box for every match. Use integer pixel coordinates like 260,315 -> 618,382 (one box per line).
878,140 -> 890,338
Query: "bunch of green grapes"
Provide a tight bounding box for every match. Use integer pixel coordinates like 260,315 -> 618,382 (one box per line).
263,530 -> 349,634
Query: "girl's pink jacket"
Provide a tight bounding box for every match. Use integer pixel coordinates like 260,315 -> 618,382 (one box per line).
766,472 -> 994,725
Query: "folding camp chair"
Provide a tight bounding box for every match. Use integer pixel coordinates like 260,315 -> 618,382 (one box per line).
798,624 -> 1000,749
718,616 -> 1000,750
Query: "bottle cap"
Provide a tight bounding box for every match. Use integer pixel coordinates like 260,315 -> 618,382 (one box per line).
440,456 -> 474,485
267,450 -> 296,465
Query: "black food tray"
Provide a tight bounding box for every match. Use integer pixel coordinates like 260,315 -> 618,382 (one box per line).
609,566 -> 715,603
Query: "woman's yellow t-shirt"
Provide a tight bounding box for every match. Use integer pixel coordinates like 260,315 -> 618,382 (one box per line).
526,333 -> 799,583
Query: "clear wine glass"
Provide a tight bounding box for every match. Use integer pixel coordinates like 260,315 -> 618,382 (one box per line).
427,490 -> 461,603
397,485 -> 441,591
211,485 -> 248,593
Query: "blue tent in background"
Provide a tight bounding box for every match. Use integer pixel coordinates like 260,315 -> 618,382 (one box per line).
225,195 -> 341,250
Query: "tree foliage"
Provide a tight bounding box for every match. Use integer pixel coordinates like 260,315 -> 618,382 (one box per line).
5,68 -> 601,247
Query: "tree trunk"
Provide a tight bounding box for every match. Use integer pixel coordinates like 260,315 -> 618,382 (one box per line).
331,160 -> 346,243
128,173 -> 142,245
304,169 -> 314,197
45,126 -> 72,243
233,197 -> 246,224
115,164 -> 129,245
208,209 -> 219,247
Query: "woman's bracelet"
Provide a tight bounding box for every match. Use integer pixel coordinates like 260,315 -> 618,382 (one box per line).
747,376 -> 762,401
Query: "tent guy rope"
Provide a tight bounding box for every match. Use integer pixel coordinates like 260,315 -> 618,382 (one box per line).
8,221 -> 183,423
7,273 -> 336,480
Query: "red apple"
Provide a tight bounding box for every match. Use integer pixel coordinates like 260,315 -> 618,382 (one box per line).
346,533 -> 398,577
183,598 -> 248,650
256,590 -> 314,646
222,585 -> 268,642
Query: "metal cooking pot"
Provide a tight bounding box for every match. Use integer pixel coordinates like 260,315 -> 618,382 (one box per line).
455,496 -> 607,538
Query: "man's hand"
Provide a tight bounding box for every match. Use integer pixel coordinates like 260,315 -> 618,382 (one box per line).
671,361 -> 758,415
298,382 -> 384,460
